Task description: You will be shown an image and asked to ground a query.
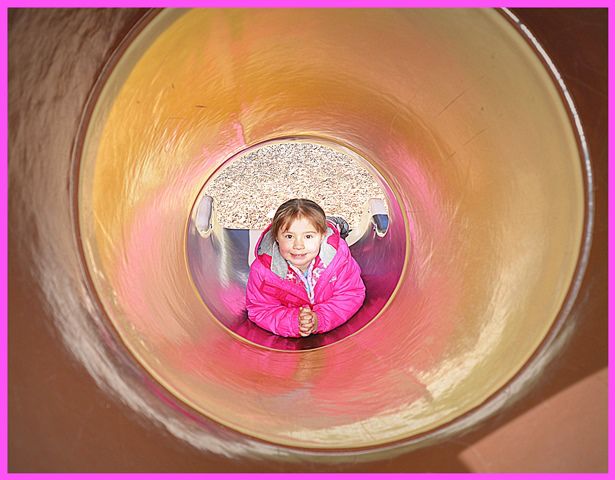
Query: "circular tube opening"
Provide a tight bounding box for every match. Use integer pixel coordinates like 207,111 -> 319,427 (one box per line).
186,136 -> 402,350
75,9 -> 590,451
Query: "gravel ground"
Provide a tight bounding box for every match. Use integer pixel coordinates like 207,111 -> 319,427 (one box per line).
204,142 -> 386,230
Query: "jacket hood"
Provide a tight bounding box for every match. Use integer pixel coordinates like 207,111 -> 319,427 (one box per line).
255,221 -> 340,279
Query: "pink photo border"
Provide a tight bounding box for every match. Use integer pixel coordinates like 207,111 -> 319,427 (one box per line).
0,1 -> 611,478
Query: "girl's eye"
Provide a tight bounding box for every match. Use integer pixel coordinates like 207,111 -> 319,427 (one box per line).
284,234 -> 293,239
306,235 -> 313,239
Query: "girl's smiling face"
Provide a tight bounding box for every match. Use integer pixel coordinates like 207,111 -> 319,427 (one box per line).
276,216 -> 324,272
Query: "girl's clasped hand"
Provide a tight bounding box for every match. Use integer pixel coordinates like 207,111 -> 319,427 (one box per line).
299,306 -> 318,337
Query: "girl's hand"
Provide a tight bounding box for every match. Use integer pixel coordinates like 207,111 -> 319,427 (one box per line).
299,307 -> 315,336
299,307 -> 318,336
310,312 -> 318,334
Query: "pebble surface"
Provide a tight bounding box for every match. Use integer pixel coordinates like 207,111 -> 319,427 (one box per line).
204,142 -> 386,230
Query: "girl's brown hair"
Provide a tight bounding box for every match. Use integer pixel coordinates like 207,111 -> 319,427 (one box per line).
271,198 -> 327,238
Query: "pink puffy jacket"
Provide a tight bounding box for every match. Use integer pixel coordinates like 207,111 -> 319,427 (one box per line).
246,221 -> 366,337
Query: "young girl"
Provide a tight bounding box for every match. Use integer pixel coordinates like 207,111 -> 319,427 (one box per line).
246,198 -> 366,337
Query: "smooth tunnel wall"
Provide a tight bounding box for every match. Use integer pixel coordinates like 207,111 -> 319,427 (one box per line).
78,9 -> 588,450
